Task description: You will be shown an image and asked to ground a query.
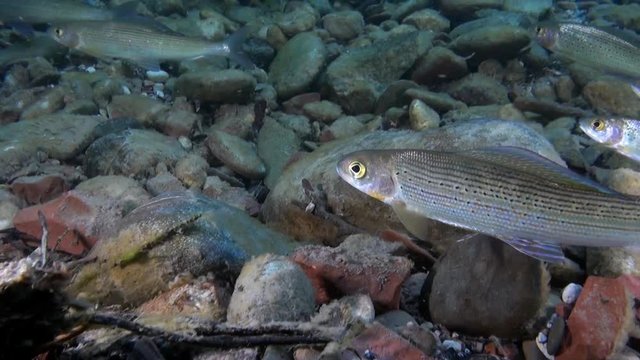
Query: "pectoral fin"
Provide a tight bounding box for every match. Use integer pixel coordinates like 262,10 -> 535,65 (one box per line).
497,236 -> 565,263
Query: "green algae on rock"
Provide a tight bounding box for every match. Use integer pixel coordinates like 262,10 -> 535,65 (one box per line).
67,192 -> 297,306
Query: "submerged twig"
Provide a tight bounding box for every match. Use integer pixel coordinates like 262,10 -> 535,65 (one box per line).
88,312 -> 344,348
379,230 -> 437,263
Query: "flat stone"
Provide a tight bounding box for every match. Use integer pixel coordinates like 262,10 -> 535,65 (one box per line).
84,129 -> 187,178
292,240 -> 412,311
0,114 -> 102,181
449,25 -> 531,61
257,117 -> 302,189
348,322 -> 429,359
174,70 -> 256,104
269,32 -> 327,100
411,46 -> 468,84
206,130 -> 265,179
10,175 -> 68,206
323,31 -> 433,114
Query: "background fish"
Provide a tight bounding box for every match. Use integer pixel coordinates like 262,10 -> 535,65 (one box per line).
336,147 -> 640,263
48,20 -> 252,70
579,116 -> 640,162
0,0 -> 115,24
536,22 -> 640,79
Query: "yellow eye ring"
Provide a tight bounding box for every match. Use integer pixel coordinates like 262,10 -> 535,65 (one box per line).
591,119 -> 606,131
348,161 -> 366,179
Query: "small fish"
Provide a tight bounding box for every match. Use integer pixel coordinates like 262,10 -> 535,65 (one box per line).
579,116 -> 640,162
536,22 -> 640,79
336,147 -> 640,263
48,20 -> 253,70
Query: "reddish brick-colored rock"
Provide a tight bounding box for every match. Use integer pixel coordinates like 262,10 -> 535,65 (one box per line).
349,322 -> 429,360
291,244 -> 412,311
13,191 -> 97,255
10,175 -> 68,205
558,276 -> 639,360
282,93 -> 321,115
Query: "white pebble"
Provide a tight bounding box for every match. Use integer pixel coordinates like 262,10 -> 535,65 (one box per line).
536,333 -> 554,360
178,136 -> 192,150
122,86 -> 131,95
562,283 -> 582,304
86,66 -> 96,73
442,339 -> 462,352
146,69 -> 170,82
537,331 -> 547,344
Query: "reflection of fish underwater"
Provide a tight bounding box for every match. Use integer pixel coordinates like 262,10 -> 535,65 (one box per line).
535,22 -> 640,80
48,20 -> 253,71
337,147 -> 640,263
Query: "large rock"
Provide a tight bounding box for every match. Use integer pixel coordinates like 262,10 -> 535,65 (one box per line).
0,114 -> 102,181
323,31 -> 433,114
269,32 -> 327,99
425,236 -> 550,337
449,25 -> 531,61
67,192 -> 296,306
262,119 -> 564,249
84,129 -> 187,178
439,0 -> 504,18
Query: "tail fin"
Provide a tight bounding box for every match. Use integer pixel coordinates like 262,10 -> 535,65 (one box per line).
224,27 -> 255,70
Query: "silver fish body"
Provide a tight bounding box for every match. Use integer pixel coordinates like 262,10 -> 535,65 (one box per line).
0,0 -> 114,24
337,147 -> 640,262
579,116 -> 640,162
48,20 -> 249,69
536,22 -> 640,79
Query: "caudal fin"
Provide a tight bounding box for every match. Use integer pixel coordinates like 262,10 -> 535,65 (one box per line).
224,28 -> 255,70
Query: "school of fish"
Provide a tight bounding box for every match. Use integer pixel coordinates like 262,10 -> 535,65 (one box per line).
336,22 -> 640,263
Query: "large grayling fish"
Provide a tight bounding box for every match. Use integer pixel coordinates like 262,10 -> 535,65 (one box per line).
48,20 -> 252,70
536,22 -> 640,79
336,147 -> 640,263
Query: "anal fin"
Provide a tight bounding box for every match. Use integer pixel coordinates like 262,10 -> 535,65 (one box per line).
497,236 -> 566,263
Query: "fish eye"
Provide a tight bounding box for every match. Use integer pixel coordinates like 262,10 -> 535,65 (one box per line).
591,119 -> 606,131
348,161 -> 366,179
55,28 -> 64,37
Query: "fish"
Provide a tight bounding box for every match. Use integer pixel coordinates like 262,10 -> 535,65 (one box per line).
535,22 -> 640,80
579,116 -> 640,162
0,0 -> 139,37
48,20 -> 253,70
336,146 -> 640,263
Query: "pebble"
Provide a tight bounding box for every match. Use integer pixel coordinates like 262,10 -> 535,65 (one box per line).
206,130 -> 266,180
322,10 -> 365,41
226,254 -> 316,325
302,100 -> 343,123
174,69 -> 256,104
402,9 -> 450,32
408,99 -> 440,131
268,32 -> 327,100
561,283 -> 583,304
546,315 -> 565,355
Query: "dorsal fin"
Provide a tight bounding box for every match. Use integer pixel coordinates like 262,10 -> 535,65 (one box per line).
461,146 -> 617,194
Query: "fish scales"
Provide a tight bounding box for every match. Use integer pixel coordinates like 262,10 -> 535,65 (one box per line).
392,150 -> 640,245
537,22 -> 640,79
66,22 -> 211,60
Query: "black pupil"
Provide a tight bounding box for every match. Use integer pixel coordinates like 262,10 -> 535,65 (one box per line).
593,121 -> 601,129
351,164 -> 360,174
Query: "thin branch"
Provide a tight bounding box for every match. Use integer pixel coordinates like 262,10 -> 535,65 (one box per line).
88,312 -> 345,349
